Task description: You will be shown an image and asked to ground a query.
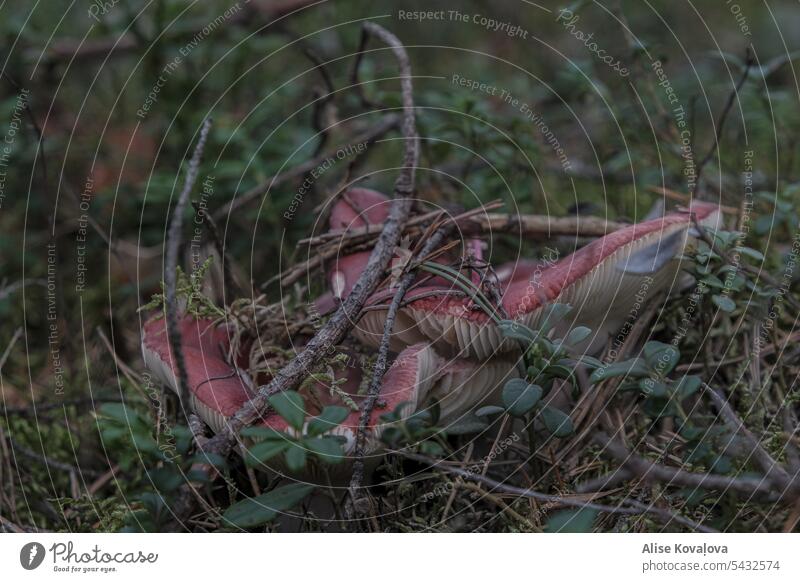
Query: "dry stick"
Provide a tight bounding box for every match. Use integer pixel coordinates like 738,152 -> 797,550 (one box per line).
397,451 -> 715,532
201,23 -> 419,459
165,119 -> 212,411
695,48 -> 754,193
705,384 -> 793,486
346,227 -> 450,518
301,207 -> 616,247
214,114 -> 399,220
341,23 -> 424,520
594,432 -> 786,499
0,328 -> 23,374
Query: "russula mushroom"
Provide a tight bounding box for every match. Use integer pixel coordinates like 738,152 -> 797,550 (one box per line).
141,315 -> 493,470
326,190 -> 722,358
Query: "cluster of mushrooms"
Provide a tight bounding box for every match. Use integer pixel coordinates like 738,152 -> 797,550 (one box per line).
142,189 -> 721,475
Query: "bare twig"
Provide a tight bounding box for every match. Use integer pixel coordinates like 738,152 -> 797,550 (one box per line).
397,450 -> 716,532
695,48 -> 754,192
346,227 -> 450,518
0,328 -> 23,374
593,432 -> 794,499
201,23 -> 419,459
301,206 -> 620,248
165,119 -> 212,411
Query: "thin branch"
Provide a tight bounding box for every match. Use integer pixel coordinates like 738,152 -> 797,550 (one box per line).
347,21 -> 428,517
300,207 -> 621,248
201,23 -> 419,458
593,432 -> 792,499
165,119 -> 212,410
396,450 -> 716,532
346,226 -> 450,518
695,48 -> 754,192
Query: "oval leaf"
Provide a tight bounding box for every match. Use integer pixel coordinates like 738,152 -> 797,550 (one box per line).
305,436 -> 345,464
268,390 -> 306,430
245,440 -> 291,466
564,326 -> 592,346
502,379 -> 543,417
712,294 -> 736,312
590,358 -> 648,383
498,320 -> 538,344
539,406 -> 574,437
223,483 -> 314,528
307,406 -> 350,436
284,443 -> 307,471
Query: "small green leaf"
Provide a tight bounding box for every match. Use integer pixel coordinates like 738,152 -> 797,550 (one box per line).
245,440 -> 291,466
712,294 -> 736,312
538,303 -> 572,335
446,415 -> 489,435
223,483 -> 314,528
307,406 -> 350,436
268,390 -> 306,430
545,507 -> 597,532
738,246 -> 764,262
644,342 -> 680,375
475,405 -> 505,417
498,319 -> 538,344
420,440 -> 444,456
564,326 -> 592,346
639,378 -> 668,397
240,426 -> 289,440
539,406 -> 574,437
502,379 -> 543,417
590,358 -> 648,383
675,375 -> 703,399
546,364 -> 575,380
284,443 -> 307,471
305,436 -> 345,464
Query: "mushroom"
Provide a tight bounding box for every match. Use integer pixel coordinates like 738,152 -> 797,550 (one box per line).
141,315 -> 507,472
142,314 -> 517,471
326,190 -> 722,358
